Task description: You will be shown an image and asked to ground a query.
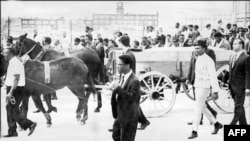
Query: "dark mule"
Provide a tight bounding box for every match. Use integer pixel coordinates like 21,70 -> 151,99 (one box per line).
17,33 -> 102,112
24,57 -> 95,125
0,53 -> 8,87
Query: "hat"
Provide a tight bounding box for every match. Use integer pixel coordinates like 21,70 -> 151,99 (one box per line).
195,38 -> 207,48
214,32 -> 223,37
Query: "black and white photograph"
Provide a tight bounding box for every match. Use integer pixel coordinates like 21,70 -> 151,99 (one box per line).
1,1 -> 250,141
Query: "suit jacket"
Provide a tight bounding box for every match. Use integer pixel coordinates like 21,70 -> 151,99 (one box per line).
229,52 -> 250,93
125,49 -> 136,73
111,73 -> 140,123
160,34 -> 166,46
187,48 -> 216,84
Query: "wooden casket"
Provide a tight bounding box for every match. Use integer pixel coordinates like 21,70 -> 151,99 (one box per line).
113,47 -> 234,78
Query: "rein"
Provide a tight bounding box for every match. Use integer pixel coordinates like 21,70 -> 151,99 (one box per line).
25,77 -> 89,100
19,41 -> 45,60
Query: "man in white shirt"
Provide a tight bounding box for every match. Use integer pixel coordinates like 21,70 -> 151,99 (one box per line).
3,47 -> 37,137
188,40 -> 223,139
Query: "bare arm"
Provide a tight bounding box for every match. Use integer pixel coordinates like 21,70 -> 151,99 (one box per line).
7,74 -> 20,96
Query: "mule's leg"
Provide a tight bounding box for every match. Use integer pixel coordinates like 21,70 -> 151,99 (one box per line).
68,86 -> 87,124
33,94 -> 52,127
43,92 -> 57,113
82,92 -> 91,124
94,90 -> 102,112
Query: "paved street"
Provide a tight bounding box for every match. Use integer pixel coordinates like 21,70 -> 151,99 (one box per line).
1,87 -> 249,141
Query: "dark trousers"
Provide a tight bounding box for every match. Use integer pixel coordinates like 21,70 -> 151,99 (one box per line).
230,90 -> 247,125
6,86 -> 33,134
138,107 -> 148,124
112,117 -> 138,141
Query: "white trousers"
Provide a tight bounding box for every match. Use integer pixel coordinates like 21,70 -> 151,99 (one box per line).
192,88 -> 217,131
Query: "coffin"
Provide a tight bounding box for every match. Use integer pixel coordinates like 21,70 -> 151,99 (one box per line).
113,47 -> 234,77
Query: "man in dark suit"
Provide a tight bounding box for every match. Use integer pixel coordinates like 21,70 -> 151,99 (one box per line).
109,55 -> 140,141
119,35 -> 150,129
187,38 -> 217,125
229,38 -> 250,125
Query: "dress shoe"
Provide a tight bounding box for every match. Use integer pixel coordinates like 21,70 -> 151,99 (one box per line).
28,122 -> 37,136
3,132 -> 18,137
212,122 -> 223,134
188,131 -> 198,139
187,121 -> 203,125
138,120 -> 150,130
33,109 -> 41,113
108,128 -> 113,132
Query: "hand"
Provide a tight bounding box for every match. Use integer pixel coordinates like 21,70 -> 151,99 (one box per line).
246,89 -> 250,96
6,93 -> 15,104
212,92 -> 219,100
108,80 -> 119,91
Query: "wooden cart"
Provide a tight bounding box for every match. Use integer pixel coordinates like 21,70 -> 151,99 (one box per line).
110,47 -> 249,117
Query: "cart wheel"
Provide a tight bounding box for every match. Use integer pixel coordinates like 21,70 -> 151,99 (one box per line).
139,71 -> 176,118
182,83 -> 195,101
213,65 -> 249,113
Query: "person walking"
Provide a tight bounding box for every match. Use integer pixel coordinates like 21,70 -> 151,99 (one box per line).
109,55 -> 140,141
188,39 -> 223,139
3,47 -> 37,137
229,38 -> 250,125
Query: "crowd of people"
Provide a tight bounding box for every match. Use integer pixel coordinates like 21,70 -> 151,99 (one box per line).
1,20 -> 250,141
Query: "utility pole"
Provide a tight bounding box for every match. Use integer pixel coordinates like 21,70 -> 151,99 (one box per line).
244,1 -> 247,27
7,17 -> 10,37
70,19 -> 72,44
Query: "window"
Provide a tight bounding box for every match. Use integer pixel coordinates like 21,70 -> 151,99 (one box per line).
29,20 -> 35,24
36,20 -> 42,24
22,20 -> 28,24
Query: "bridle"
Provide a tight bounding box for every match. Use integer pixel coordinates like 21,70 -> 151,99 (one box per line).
18,39 -> 45,60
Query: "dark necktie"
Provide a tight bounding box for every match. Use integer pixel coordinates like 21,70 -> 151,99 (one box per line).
119,75 -> 125,87
232,54 -> 237,68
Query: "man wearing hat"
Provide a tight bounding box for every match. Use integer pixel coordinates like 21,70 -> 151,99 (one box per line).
213,32 -> 231,50
6,36 -> 15,48
188,39 -> 223,139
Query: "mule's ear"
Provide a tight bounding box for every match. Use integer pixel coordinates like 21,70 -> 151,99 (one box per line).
24,33 -> 27,38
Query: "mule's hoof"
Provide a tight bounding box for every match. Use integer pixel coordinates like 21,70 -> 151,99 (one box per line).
47,124 -> 52,127
94,108 -> 100,113
80,120 -> 86,125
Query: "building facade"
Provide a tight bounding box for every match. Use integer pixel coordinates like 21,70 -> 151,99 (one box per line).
233,0 -> 250,27
92,2 -> 158,39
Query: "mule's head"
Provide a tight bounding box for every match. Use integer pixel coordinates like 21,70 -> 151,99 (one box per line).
15,33 -> 42,58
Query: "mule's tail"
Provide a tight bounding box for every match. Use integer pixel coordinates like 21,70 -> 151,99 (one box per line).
87,72 -> 97,95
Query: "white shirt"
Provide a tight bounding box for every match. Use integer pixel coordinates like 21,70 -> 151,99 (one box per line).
194,53 -> 220,92
5,56 -> 25,86
120,70 -> 133,88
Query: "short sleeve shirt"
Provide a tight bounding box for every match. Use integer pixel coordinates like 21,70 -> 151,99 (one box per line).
5,56 -> 25,86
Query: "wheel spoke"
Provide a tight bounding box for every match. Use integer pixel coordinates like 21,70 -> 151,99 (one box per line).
155,76 -> 163,91
142,79 -> 151,90
157,100 -> 166,110
157,81 -> 171,91
151,75 -> 155,90
153,100 -> 158,116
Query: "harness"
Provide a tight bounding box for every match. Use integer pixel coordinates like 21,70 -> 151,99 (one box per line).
19,40 -> 45,60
